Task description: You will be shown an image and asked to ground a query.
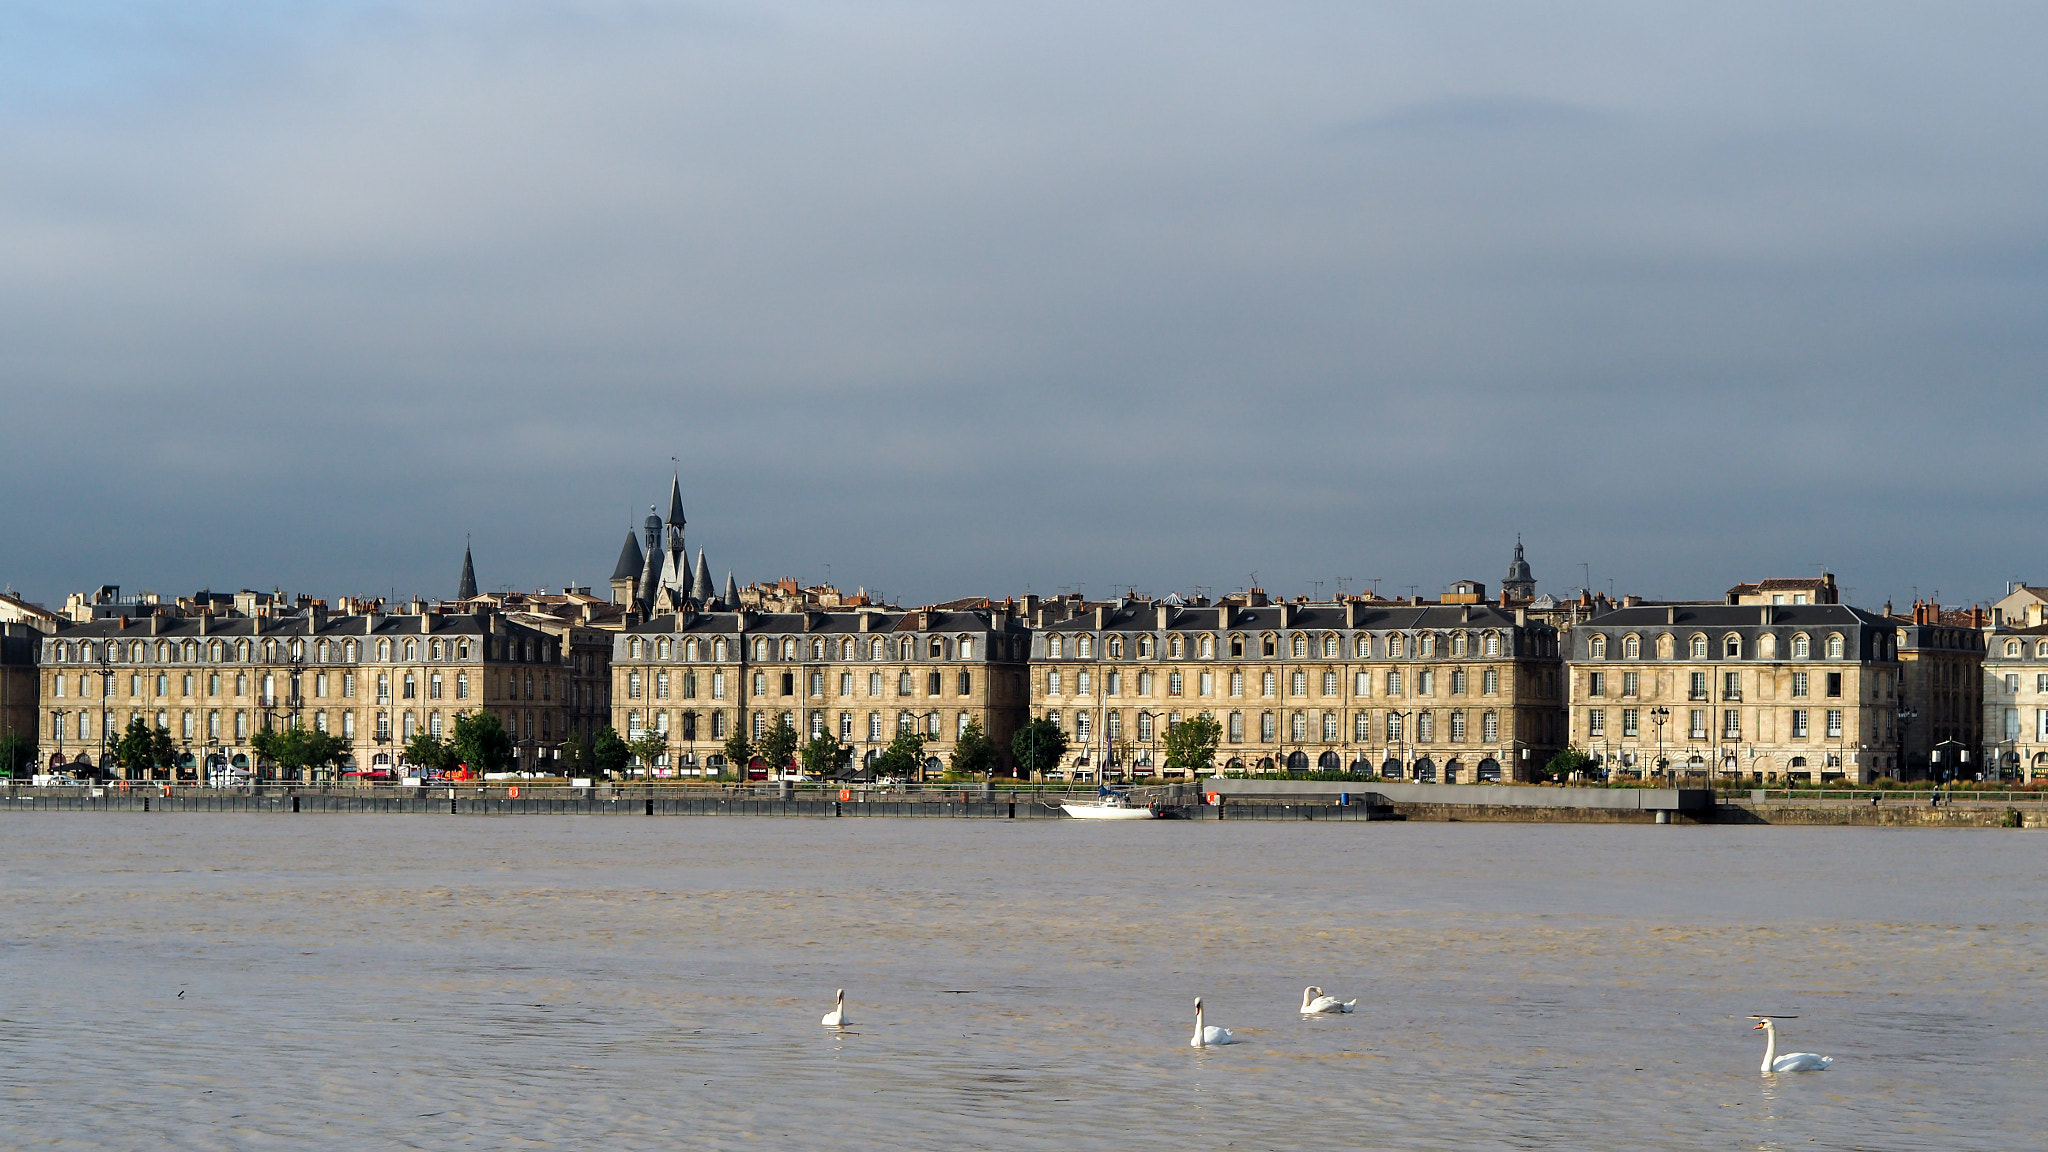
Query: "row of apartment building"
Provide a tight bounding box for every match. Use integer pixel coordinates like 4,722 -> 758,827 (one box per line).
5,551 -> 2044,785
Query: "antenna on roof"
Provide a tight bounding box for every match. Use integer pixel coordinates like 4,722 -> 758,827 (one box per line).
1310,581 -> 1323,600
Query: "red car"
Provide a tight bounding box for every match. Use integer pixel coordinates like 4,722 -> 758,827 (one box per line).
343,769 -> 399,784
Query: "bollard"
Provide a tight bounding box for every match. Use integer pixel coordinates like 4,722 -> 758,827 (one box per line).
645,797 -> 655,816
1655,810 -> 1670,824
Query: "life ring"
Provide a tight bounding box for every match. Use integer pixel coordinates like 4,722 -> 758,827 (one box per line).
507,786 -> 520,798
839,788 -> 852,802
1205,792 -> 1219,805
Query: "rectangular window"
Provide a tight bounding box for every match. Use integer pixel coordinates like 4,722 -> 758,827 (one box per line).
1622,671 -> 1638,697
2036,674 -> 2048,693
1355,671 -> 1371,696
683,672 -> 698,699
1826,709 -> 1844,738
752,712 -> 766,738
1076,671 -> 1091,696
430,673 -> 443,700
627,672 -> 642,699
1417,670 -> 1434,695
1387,671 -> 1402,696
784,672 -> 798,696
712,671 -> 727,699
1355,712 -> 1370,741
712,712 -> 727,738
1688,709 -> 1707,739
1722,671 -> 1740,700
1230,671 -> 1244,697
1588,672 -> 1605,698
958,712 -> 972,738
2005,674 -> 2020,694
1260,713 -> 1276,741
341,711 -> 354,738
1482,669 -> 1499,695
1722,709 -> 1741,738
1047,671 -> 1062,696
839,712 -> 853,738
958,671 -> 972,695
1322,672 -> 1339,696
1482,711 -> 1499,742
1198,671 -> 1212,696
1447,711 -> 1465,741
1689,672 -> 1707,700
1261,671 -> 1275,697
839,672 -> 853,695
1107,671 -> 1122,696
1792,709 -> 1809,738
1138,713 -> 1155,741
867,713 -> 881,740
1168,672 -> 1183,696
1588,708 -> 1606,737
1417,711 -> 1435,742
1791,672 -> 1808,697
1826,673 -> 1842,698
1075,714 -> 1091,741
1386,713 -> 1403,741
927,671 -> 942,696
869,672 -> 882,696
1227,712 -> 1243,742
753,673 -> 767,696
2004,707 -> 2020,739
1622,708 -> 1639,737
810,672 -> 824,697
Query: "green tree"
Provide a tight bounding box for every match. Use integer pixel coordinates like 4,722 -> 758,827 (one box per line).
1543,747 -> 1596,782
720,730 -> 754,778
0,731 -> 37,777
591,726 -> 630,778
559,728 -> 590,777
757,715 -> 800,774
946,718 -> 996,779
626,730 -> 669,774
249,726 -> 350,781
404,733 -> 458,776
451,711 -> 514,776
115,718 -> 179,779
1162,714 -> 1222,777
799,733 -> 853,779
874,729 -> 927,781
1009,717 -> 1068,780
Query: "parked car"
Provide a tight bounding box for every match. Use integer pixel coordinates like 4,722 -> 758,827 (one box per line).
343,768 -> 399,784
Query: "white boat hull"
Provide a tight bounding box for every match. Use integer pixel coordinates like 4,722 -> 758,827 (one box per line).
1061,801 -> 1156,820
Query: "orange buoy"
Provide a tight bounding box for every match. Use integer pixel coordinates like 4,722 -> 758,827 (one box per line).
839,788 -> 852,802
1205,792 -> 1220,805
507,785 -> 520,799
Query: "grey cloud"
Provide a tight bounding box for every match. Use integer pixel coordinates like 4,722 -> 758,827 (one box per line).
2,2 -> 2046,611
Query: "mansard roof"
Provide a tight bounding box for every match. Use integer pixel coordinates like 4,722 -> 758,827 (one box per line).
1581,603 -> 1889,630
621,607 -> 1027,637
1037,600 -> 1540,633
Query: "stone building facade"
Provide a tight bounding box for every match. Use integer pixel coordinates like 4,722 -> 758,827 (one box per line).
611,603 -> 1033,777
1981,624 -> 2048,781
1567,604 -> 1901,784
2,622 -> 39,754
1029,596 -> 1564,782
1893,602 -> 1986,779
35,609 -> 566,780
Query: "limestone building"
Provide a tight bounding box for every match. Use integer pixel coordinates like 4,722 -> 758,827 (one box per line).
35,607 -> 567,780
2,622 -> 39,755
1893,601 -> 1986,779
1981,622 -> 2046,781
1028,591 -> 1564,782
1566,603 -> 1901,784
611,602 -> 1033,778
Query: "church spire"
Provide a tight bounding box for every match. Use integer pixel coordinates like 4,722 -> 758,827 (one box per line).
665,470 -> 686,529
457,539 -> 478,600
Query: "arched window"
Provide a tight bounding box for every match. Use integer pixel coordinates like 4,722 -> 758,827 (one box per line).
457,640 -> 470,660
1048,636 -> 1064,658
782,638 -> 798,660
1162,636 -> 1177,658
1198,635 -> 1214,659
1485,633 -> 1502,657
1108,637 -> 1124,658
1137,635 -> 1153,658
1389,634 -> 1405,658
1228,634 -> 1244,657
1077,636 -> 1093,659
1449,633 -> 1467,657
929,637 -> 946,659
154,641 -> 169,662
713,638 -> 729,661
1262,634 -> 1277,657
1723,634 -> 1741,659
655,638 -> 670,659
838,638 -> 852,660
342,641 -> 355,662
1322,634 -> 1338,658
1418,633 -> 1436,657
1826,633 -> 1844,659
629,638 -> 644,659
375,640 -> 390,662
2037,641 -> 2048,659
898,638 -> 914,660
403,640 -> 417,662
868,638 -> 883,660
1621,634 -> 1639,659
1354,636 -> 1370,658
959,636 -> 974,660
811,639 -> 825,660
183,641 -> 198,662
1290,634 -> 1306,657
2006,640 -> 2022,657
1590,635 -> 1607,659
1689,634 -> 1708,659
430,640 -> 443,661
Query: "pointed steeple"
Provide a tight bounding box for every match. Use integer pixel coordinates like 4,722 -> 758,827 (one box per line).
692,549 -> 713,604
665,471 -> 686,529
723,571 -> 740,611
611,529 -> 644,582
457,540 -> 478,600
637,506 -> 664,613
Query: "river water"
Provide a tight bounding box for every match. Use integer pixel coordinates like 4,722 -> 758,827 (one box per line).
2,815 -> 2043,1151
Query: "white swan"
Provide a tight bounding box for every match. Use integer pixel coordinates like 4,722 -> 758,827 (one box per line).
1189,997 -> 1234,1047
1752,1017 -> 1831,1072
1300,986 -> 1356,1014
821,988 -> 850,1027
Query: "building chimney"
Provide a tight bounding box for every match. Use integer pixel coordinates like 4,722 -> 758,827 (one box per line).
1665,606 -> 1678,625
1156,603 -> 1170,630
1344,600 -> 1359,628
1761,606 -> 1772,625
1092,606 -> 1106,631
1277,603 -> 1291,628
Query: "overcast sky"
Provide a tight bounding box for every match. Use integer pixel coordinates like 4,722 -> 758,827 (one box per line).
3,2 -> 2044,612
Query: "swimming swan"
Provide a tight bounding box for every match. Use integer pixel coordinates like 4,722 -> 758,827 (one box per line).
1189,997 -> 1234,1047
1300,986 -> 1357,1014
1751,1017 -> 1831,1072
821,988 -> 850,1028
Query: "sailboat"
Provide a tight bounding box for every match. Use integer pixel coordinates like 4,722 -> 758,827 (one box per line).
1061,786 -> 1157,820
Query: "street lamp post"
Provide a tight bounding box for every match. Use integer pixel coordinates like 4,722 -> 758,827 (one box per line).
1649,706 -> 1671,779
1390,710 -> 1413,780
97,645 -> 117,781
